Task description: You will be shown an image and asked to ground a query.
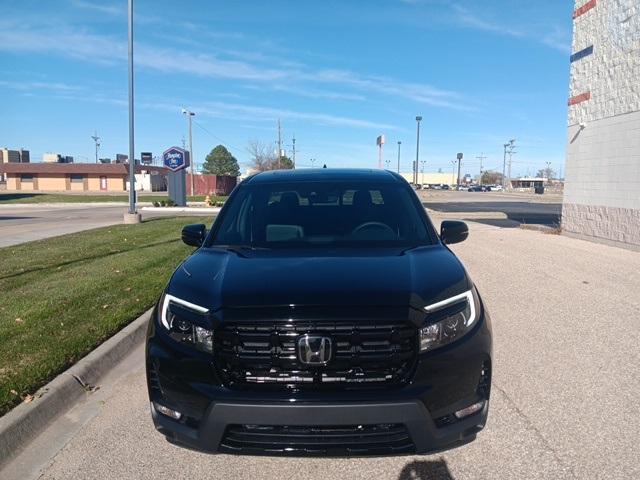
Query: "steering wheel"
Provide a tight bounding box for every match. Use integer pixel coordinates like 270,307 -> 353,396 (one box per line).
352,221 -> 396,238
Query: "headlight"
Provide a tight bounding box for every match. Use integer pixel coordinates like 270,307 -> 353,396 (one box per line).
160,294 -> 213,353
420,289 -> 479,352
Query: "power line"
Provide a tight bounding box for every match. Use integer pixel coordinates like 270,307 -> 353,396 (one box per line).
191,119 -> 242,154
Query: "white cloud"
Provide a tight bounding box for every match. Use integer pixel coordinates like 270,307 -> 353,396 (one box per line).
0,19 -> 473,111
0,80 -> 84,93
193,101 -> 398,130
451,5 -> 525,38
69,0 -> 123,16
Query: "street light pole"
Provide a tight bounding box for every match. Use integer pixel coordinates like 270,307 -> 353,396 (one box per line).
397,141 -> 401,174
182,109 -> 195,197
451,160 -> 456,187
415,116 -> 422,185
127,0 -> 136,217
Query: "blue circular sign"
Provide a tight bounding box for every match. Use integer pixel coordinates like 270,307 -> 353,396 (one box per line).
163,147 -> 189,172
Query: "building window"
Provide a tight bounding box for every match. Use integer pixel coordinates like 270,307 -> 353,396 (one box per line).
20,174 -> 34,182
70,174 -> 84,183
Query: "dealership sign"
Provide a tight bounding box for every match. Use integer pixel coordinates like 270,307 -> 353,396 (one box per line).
163,147 -> 189,172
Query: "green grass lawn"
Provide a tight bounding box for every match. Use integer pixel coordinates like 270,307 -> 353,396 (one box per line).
0,216 -> 211,416
0,193 -> 227,204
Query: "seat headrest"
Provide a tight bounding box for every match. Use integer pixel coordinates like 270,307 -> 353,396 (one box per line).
279,191 -> 299,209
353,190 -> 372,209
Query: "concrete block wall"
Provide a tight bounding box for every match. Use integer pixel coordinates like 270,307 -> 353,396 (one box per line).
563,0 -> 640,248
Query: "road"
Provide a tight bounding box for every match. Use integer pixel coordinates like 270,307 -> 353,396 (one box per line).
421,191 -> 562,227
0,204 -> 217,247
4,218 -> 639,480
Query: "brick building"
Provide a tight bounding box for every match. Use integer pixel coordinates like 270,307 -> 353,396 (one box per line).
562,0 -> 640,248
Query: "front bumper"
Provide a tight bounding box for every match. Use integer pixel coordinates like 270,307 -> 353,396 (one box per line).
146,306 -> 492,455
151,398 -> 488,455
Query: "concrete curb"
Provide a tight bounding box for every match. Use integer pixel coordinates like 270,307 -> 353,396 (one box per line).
0,308 -> 152,469
141,206 -> 221,214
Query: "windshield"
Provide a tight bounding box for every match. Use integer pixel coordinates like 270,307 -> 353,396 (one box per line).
210,181 -> 434,248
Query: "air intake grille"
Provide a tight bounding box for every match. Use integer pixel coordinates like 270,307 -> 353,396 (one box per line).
214,319 -> 417,390
219,423 -> 415,456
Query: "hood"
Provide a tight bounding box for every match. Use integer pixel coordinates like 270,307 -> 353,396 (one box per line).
168,246 -> 470,312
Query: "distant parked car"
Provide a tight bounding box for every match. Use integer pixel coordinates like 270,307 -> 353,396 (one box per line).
441,184 -> 450,190
467,185 -> 484,192
485,185 -> 503,192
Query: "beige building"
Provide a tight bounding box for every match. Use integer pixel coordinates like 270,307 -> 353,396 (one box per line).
399,172 -> 457,186
0,163 -> 168,192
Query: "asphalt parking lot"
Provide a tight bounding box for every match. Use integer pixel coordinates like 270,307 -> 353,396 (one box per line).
4,217 -> 639,480
421,190 -> 562,227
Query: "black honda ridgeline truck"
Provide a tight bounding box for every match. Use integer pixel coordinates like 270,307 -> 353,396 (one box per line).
146,169 -> 492,456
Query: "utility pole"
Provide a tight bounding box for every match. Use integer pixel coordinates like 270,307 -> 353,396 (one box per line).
277,119 -> 282,169
476,153 -> 487,186
506,139 -> 516,190
125,0 -> 137,220
376,135 -> 385,169
385,158 -> 391,169
292,135 -> 296,168
415,116 -> 422,185
420,160 -> 426,185
545,161 -> 552,182
502,143 -> 509,189
182,109 -> 195,196
397,141 -> 401,174
91,131 -> 101,163
310,158 -> 316,168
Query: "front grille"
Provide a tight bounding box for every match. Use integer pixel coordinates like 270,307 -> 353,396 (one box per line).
214,319 -> 417,390
219,423 -> 415,456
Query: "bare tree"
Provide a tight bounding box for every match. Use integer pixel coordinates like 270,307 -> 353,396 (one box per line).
247,139 -> 294,171
247,140 -> 277,172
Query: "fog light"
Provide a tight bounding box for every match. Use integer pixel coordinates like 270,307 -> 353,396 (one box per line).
454,400 -> 485,419
153,402 -> 182,420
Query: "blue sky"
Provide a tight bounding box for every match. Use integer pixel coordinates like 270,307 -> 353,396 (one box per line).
0,0 -> 573,177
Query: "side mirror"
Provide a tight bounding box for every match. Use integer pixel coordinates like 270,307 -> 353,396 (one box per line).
182,224 -> 207,247
440,220 -> 468,245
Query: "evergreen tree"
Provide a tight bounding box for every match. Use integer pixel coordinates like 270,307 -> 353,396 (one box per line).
202,145 -> 240,176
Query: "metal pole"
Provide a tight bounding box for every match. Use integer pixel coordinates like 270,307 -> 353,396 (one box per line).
452,160 -> 456,187
127,0 -> 135,214
415,116 -> 422,185
397,141 -> 401,174
277,119 -> 282,169
188,113 -> 194,197
292,136 -> 296,168
502,144 -> 508,189
457,158 -> 462,188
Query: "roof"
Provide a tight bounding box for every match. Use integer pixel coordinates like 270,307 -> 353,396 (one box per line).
244,168 -> 405,185
0,163 -> 169,175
